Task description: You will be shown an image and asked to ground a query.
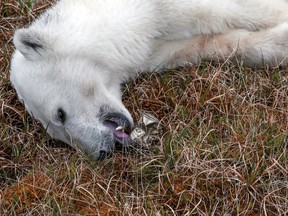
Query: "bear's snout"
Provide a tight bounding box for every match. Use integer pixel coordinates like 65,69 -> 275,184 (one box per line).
102,112 -> 134,147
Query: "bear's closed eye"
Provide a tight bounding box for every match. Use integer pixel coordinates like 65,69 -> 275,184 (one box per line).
57,108 -> 66,123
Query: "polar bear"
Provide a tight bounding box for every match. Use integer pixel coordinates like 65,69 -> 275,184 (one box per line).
10,0 -> 288,160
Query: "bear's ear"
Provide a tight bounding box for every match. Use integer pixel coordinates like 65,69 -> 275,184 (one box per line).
13,28 -> 47,60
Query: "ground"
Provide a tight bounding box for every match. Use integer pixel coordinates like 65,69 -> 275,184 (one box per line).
0,1 -> 287,215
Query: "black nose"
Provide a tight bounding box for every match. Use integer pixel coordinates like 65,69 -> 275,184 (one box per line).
98,150 -> 112,160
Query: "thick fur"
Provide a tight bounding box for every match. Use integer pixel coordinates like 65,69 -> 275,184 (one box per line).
10,0 -> 288,159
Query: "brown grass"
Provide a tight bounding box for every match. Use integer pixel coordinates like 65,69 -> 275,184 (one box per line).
1,1 -> 287,215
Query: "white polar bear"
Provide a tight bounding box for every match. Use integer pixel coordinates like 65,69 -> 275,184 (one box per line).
10,0 -> 288,160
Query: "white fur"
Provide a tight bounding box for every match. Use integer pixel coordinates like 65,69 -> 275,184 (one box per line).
10,0 -> 288,159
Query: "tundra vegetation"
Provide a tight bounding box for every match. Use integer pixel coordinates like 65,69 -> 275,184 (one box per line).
0,1 -> 287,215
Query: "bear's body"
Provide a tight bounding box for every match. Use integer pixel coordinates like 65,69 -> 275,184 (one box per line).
10,0 -> 288,159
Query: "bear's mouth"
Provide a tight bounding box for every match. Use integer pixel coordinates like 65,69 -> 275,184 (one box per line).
103,120 -> 133,146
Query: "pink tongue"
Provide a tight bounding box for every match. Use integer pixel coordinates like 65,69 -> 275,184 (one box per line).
113,130 -> 129,138
104,121 -> 130,139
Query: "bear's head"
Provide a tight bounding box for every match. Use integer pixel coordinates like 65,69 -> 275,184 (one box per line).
10,29 -> 134,160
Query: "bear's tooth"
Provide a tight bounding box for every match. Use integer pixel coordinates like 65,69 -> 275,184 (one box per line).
115,126 -> 124,131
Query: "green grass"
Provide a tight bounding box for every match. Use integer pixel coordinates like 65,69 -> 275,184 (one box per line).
1,1 -> 288,215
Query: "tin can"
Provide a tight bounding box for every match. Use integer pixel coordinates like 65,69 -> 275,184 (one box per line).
130,111 -> 163,147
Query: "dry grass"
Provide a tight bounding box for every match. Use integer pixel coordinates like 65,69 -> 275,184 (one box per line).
1,1 -> 288,215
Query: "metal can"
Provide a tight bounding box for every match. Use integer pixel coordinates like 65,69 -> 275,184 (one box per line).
130,111 -> 163,148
